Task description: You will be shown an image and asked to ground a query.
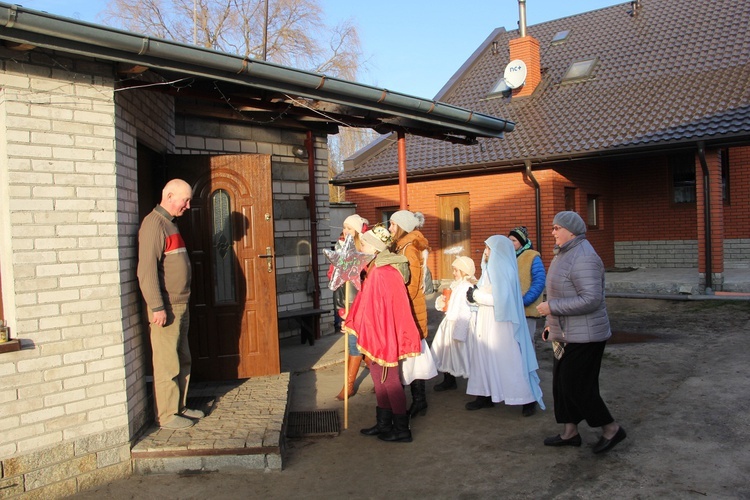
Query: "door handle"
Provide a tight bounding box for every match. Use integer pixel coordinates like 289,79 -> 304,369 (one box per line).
258,246 -> 274,272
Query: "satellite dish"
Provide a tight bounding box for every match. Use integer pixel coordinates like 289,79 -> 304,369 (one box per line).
503,59 -> 527,89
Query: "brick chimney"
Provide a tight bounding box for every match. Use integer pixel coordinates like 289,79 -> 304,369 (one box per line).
509,0 -> 542,97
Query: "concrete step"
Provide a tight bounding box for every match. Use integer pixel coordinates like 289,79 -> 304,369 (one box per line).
131,375 -> 290,474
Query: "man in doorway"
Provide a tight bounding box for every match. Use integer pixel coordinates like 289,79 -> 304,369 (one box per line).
137,178 -> 203,430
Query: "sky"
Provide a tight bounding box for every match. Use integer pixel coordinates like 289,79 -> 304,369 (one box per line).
25,0 -> 622,99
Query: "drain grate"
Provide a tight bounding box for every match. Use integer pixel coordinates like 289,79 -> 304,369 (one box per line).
286,410 -> 340,438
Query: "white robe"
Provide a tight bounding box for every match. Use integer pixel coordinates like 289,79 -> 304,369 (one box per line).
430,278 -> 473,378
466,285 -> 536,405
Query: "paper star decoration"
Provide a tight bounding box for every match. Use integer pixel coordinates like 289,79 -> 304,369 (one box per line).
323,234 -> 373,291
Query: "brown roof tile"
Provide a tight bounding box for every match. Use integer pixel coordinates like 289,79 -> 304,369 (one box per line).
337,0 -> 750,184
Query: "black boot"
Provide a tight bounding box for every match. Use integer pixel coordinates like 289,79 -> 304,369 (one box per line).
433,373 -> 457,392
378,414 -> 412,443
408,380 -> 428,418
360,407 -> 393,436
522,402 -> 537,417
465,395 -> 494,411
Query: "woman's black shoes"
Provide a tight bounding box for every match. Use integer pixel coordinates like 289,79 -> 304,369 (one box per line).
465,396 -> 494,410
433,373 -> 457,392
592,426 -> 627,454
521,402 -> 537,417
543,433 -> 582,447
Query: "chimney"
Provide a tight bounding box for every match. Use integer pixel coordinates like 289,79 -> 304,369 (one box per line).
509,0 -> 541,97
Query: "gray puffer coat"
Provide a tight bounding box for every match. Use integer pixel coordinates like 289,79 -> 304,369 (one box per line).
545,235 -> 611,344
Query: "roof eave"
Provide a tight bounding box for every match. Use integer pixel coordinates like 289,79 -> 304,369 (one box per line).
0,2 -> 514,142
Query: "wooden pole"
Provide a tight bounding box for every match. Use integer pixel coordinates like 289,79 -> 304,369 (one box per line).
397,131 -> 408,209
343,282 -> 350,429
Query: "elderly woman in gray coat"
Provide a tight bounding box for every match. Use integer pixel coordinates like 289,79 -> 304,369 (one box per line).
536,211 -> 626,454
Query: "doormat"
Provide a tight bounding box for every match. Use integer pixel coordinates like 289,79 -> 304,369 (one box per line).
185,396 -> 217,417
286,410 -> 340,438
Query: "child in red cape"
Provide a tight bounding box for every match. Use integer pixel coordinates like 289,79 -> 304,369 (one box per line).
343,224 -> 421,443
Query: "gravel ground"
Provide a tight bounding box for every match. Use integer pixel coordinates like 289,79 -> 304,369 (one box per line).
73,297 -> 750,499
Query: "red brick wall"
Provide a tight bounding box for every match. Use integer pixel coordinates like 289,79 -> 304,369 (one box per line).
724,146 -> 750,238
345,166 -> 614,276
343,146 -> 750,277
611,155 -> 698,241
697,148 -> 725,273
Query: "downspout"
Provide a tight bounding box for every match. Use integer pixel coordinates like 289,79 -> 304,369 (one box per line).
525,160 -> 542,251
697,142 -> 713,291
305,131 -> 321,333
398,131 -> 408,209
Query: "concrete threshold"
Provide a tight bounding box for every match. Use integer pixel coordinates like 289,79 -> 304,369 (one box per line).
131,374 -> 291,474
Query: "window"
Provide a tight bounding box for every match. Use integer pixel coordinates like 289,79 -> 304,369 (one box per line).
380,207 -> 398,226
211,189 -> 236,303
452,208 -> 462,231
489,77 -> 511,97
564,187 -> 576,212
670,152 -> 696,203
562,58 -> 598,83
551,30 -> 571,45
587,195 -> 599,228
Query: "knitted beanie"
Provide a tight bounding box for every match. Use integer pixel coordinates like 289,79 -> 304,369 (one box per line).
553,211 -> 586,235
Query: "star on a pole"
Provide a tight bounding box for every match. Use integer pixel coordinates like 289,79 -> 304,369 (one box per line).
323,234 -> 373,291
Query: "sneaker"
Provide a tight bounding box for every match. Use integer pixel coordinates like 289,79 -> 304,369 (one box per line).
160,415 -> 195,430
180,408 -> 205,419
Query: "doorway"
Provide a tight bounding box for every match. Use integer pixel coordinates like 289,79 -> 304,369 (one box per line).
164,154 -> 280,380
438,193 -> 472,282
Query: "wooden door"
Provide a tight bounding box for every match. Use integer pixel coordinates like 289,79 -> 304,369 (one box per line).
166,154 -> 279,380
438,193 -> 472,281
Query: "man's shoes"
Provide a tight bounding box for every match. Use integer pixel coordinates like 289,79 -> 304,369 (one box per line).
160,415 -> 195,430
543,433 -> 582,447
592,426 -> 627,454
180,408 -> 205,419
522,402 -> 537,417
465,396 -> 494,411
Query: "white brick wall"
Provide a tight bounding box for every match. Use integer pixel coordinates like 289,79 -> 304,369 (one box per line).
0,54 -> 131,463
615,239 -> 749,269
614,240 -> 698,268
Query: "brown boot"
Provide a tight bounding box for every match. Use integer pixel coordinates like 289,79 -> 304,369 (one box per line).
336,355 -> 362,400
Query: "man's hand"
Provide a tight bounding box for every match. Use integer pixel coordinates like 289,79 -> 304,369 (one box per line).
152,310 -> 167,327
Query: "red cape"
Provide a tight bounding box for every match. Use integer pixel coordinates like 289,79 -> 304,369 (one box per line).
344,264 -> 421,367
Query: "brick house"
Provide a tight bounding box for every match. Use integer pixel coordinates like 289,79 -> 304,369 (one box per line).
335,0 -> 750,293
0,4 -> 511,496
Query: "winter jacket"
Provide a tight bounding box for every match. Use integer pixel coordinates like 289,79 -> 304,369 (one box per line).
544,235 -> 611,344
394,230 -> 429,338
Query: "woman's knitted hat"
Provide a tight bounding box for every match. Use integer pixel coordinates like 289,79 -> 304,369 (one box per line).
390,210 -> 419,233
452,256 -> 476,278
508,226 -> 530,246
553,211 -> 587,235
360,224 -> 392,252
343,214 -> 368,234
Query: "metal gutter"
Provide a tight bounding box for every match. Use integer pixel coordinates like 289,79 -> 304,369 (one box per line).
0,2 -> 514,140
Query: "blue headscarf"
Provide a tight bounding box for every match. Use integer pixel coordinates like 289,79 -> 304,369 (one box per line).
479,235 -> 545,410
